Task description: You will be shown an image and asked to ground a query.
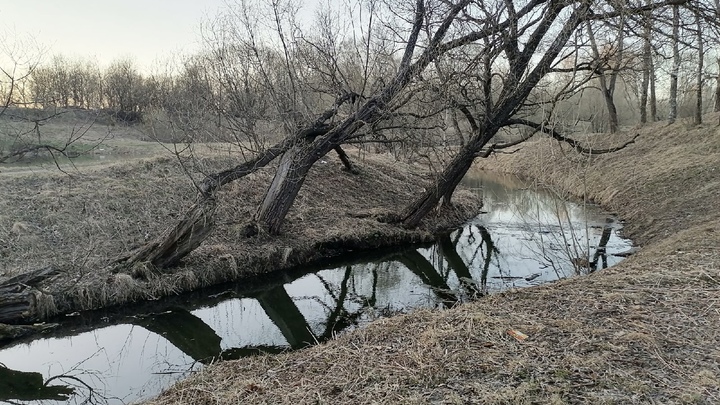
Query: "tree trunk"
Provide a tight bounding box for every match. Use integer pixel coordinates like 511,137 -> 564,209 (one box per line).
603,90 -> 619,132
0,267 -> 60,324
334,145 -> 359,174
715,63 -> 720,113
126,197 -> 217,269
640,8 -> 652,124
255,143 -> 318,235
587,22 -> 619,133
695,12 -> 704,125
650,55 -> 658,121
400,145 -> 477,228
119,139 -> 295,270
668,5 -> 680,124
715,59 -> 720,112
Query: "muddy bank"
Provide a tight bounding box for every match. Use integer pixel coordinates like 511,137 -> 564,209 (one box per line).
147,119 -> 720,404
0,151 -> 481,330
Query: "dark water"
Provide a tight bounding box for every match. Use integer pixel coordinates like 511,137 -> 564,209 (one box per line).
0,171 -> 632,404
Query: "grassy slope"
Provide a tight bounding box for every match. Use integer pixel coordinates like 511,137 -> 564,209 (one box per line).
147,118 -> 720,404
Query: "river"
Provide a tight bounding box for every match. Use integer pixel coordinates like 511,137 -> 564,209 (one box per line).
0,171 -> 633,404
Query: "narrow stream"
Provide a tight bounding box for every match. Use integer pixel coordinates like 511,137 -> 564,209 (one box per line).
0,171 -> 633,404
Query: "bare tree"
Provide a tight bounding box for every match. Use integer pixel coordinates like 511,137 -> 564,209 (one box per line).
120,0 -> 697,272
0,35 -> 68,164
586,18 -> 625,133
104,58 -> 145,122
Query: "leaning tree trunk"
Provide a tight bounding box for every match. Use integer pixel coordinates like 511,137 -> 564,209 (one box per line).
126,197 -> 218,269
400,145 -> 478,228
0,267 -> 61,323
256,142 -> 319,235
119,139 -> 293,270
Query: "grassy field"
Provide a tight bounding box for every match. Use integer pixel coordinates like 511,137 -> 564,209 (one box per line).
146,117 -> 720,404
0,117 -> 480,328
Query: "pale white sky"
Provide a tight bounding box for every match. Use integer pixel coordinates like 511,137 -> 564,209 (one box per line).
1,0 -> 320,72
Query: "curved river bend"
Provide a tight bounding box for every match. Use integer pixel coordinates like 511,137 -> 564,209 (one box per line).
0,171 -> 632,404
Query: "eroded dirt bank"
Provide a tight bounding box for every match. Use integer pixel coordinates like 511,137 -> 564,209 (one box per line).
0,151 -> 480,331
147,119 -> 720,404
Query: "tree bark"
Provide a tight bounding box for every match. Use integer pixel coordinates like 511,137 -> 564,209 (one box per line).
715,60 -> 720,113
650,55 -> 658,121
400,143 -> 479,228
668,5 -> 680,124
334,145 -> 359,174
127,197 -> 217,269
255,142 -> 317,235
0,267 -> 60,324
715,58 -> 720,112
695,11 -> 704,125
640,7 -> 652,124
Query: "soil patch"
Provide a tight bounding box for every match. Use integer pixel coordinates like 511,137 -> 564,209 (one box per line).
147,118 -> 720,404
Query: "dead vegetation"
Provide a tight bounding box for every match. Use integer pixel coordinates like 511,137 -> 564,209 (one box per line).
147,117 -> 720,404
0,144 -> 480,325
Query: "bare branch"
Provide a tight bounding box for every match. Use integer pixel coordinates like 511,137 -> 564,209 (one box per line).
505,118 -> 639,154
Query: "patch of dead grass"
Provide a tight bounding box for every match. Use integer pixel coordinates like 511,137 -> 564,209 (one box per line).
0,146 -> 480,321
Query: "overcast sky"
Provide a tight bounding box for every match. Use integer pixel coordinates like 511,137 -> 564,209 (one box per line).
2,0 -> 313,72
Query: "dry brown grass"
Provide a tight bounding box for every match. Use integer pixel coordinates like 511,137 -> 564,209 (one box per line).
147,117 -> 720,404
0,144 -> 479,322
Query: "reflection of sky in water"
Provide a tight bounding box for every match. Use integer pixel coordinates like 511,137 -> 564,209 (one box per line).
0,172 -> 632,405
193,298 -> 287,350
0,324 -> 198,404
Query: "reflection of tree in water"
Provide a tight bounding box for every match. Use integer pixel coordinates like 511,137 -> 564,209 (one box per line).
437,225 -> 500,298
315,266 -> 374,339
397,250 -> 458,308
0,366 -> 74,402
464,172 -> 617,278
0,228 -> 503,404
132,269 -> 382,366
134,309 -> 222,363
476,176 -> 617,277
589,225 -> 612,272
531,220 -> 614,277
0,356 -> 119,405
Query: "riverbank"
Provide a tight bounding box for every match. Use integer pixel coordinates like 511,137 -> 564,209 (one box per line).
148,118 -> 720,404
0,149 -> 480,330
